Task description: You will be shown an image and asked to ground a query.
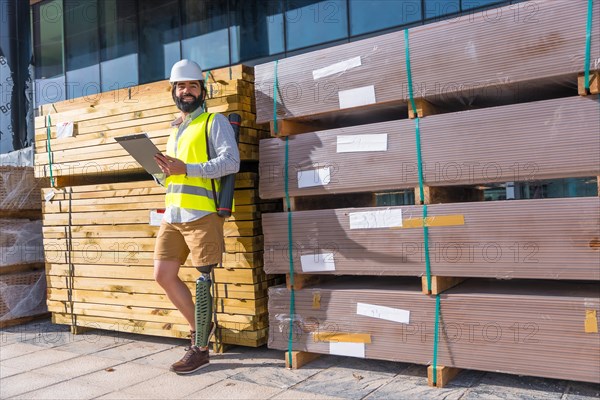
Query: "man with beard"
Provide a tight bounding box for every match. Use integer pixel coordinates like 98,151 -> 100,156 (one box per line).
152,59 -> 240,374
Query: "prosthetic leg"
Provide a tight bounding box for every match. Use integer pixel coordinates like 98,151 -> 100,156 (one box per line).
194,265 -> 216,348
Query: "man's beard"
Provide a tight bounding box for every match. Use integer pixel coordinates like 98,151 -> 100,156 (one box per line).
174,93 -> 202,113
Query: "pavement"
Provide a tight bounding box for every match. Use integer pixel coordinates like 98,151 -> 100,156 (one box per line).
0,319 -> 598,400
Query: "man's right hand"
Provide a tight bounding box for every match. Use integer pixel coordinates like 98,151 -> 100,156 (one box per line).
155,153 -> 187,176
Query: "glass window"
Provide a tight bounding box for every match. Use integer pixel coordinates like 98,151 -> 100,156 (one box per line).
462,0 -> 505,11
350,0 -> 421,36
425,0 -> 460,20
230,0 -> 284,64
139,0 -> 181,84
32,0 -> 65,104
99,0 -> 138,92
182,0 -> 229,71
285,0 -> 348,51
64,0 -> 100,99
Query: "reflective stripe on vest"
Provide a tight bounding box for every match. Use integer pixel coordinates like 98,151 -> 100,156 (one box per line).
165,112 -> 219,212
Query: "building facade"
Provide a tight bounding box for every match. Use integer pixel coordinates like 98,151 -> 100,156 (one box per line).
2,0 -> 523,154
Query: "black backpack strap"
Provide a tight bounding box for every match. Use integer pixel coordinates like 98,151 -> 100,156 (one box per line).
204,113 -> 219,210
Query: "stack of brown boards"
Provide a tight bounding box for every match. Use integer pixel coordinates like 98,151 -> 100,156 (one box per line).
268,277 -> 600,384
255,0 -> 599,129
255,0 -> 600,386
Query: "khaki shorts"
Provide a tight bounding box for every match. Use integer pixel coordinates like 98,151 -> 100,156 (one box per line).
154,213 -> 225,266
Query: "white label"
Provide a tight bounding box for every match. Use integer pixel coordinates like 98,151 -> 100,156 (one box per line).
300,253 -> 335,272
349,209 -> 403,230
44,190 -> 55,203
357,302 -> 410,324
336,134 -> 388,153
329,342 -> 365,358
313,56 -> 362,80
149,209 -> 165,226
338,86 -> 376,109
56,122 -> 74,139
297,167 -> 330,188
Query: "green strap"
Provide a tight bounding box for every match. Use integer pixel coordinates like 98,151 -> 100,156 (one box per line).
405,28 -> 440,381
46,115 -> 55,187
404,30 -> 418,118
584,0 -> 594,92
432,294 -> 441,385
273,59 -> 291,358
404,29 -> 432,292
273,60 -> 279,134
284,136 -> 296,363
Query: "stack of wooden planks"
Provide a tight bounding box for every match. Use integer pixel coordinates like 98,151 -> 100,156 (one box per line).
37,64 -> 278,349
34,65 -> 265,183
0,163 -> 47,328
43,175 -> 277,345
255,0 -> 600,386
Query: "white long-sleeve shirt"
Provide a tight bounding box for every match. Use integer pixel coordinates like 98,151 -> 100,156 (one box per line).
157,108 -> 240,223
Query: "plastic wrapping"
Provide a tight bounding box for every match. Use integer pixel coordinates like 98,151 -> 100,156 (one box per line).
268,277 -> 600,383
0,166 -> 42,211
0,146 -> 34,167
255,0 -> 599,124
0,219 -> 44,267
0,270 -> 47,321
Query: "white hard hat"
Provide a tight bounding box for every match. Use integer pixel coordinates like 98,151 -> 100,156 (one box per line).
169,59 -> 203,83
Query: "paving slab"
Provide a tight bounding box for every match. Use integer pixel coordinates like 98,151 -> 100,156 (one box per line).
32,354 -> 119,378
0,341 -> 47,361
0,371 -> 66,398
130,346 -> 186,369
76,361 -> 165,391
18,322 -> 89,349
462,373 -> 568,400
269,389 -> 348,400
185,377 -> 284,399
0,348 -> 79,374
10,378 -> 112,400
291,361 -> 402,400
92,339 -> 179,362
227,353 -> 343,389
364,364 -> 485,400
120,370 -> 225,399
564,381 -> 600,400
95,390 -> 150,400
229,363 -> 323,390
49,333 -> 133,355
0,363 -> 22,379
2,319 -> 599,400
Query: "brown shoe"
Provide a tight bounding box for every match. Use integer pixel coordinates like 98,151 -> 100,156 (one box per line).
170,346 -> 209,375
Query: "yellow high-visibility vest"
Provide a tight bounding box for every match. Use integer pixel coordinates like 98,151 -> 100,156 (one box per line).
165,113 -> 219,211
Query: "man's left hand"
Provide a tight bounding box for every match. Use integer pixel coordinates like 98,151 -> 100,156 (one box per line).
155,154 -> 187,176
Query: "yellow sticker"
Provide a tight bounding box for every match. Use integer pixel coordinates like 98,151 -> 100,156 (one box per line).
312,332 -> 371,343
312,292 -> 321,309
395,215 -> 465,229
585,310 -> 598,333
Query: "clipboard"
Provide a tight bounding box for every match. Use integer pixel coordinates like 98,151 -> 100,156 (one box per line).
114,133 -> 163,175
